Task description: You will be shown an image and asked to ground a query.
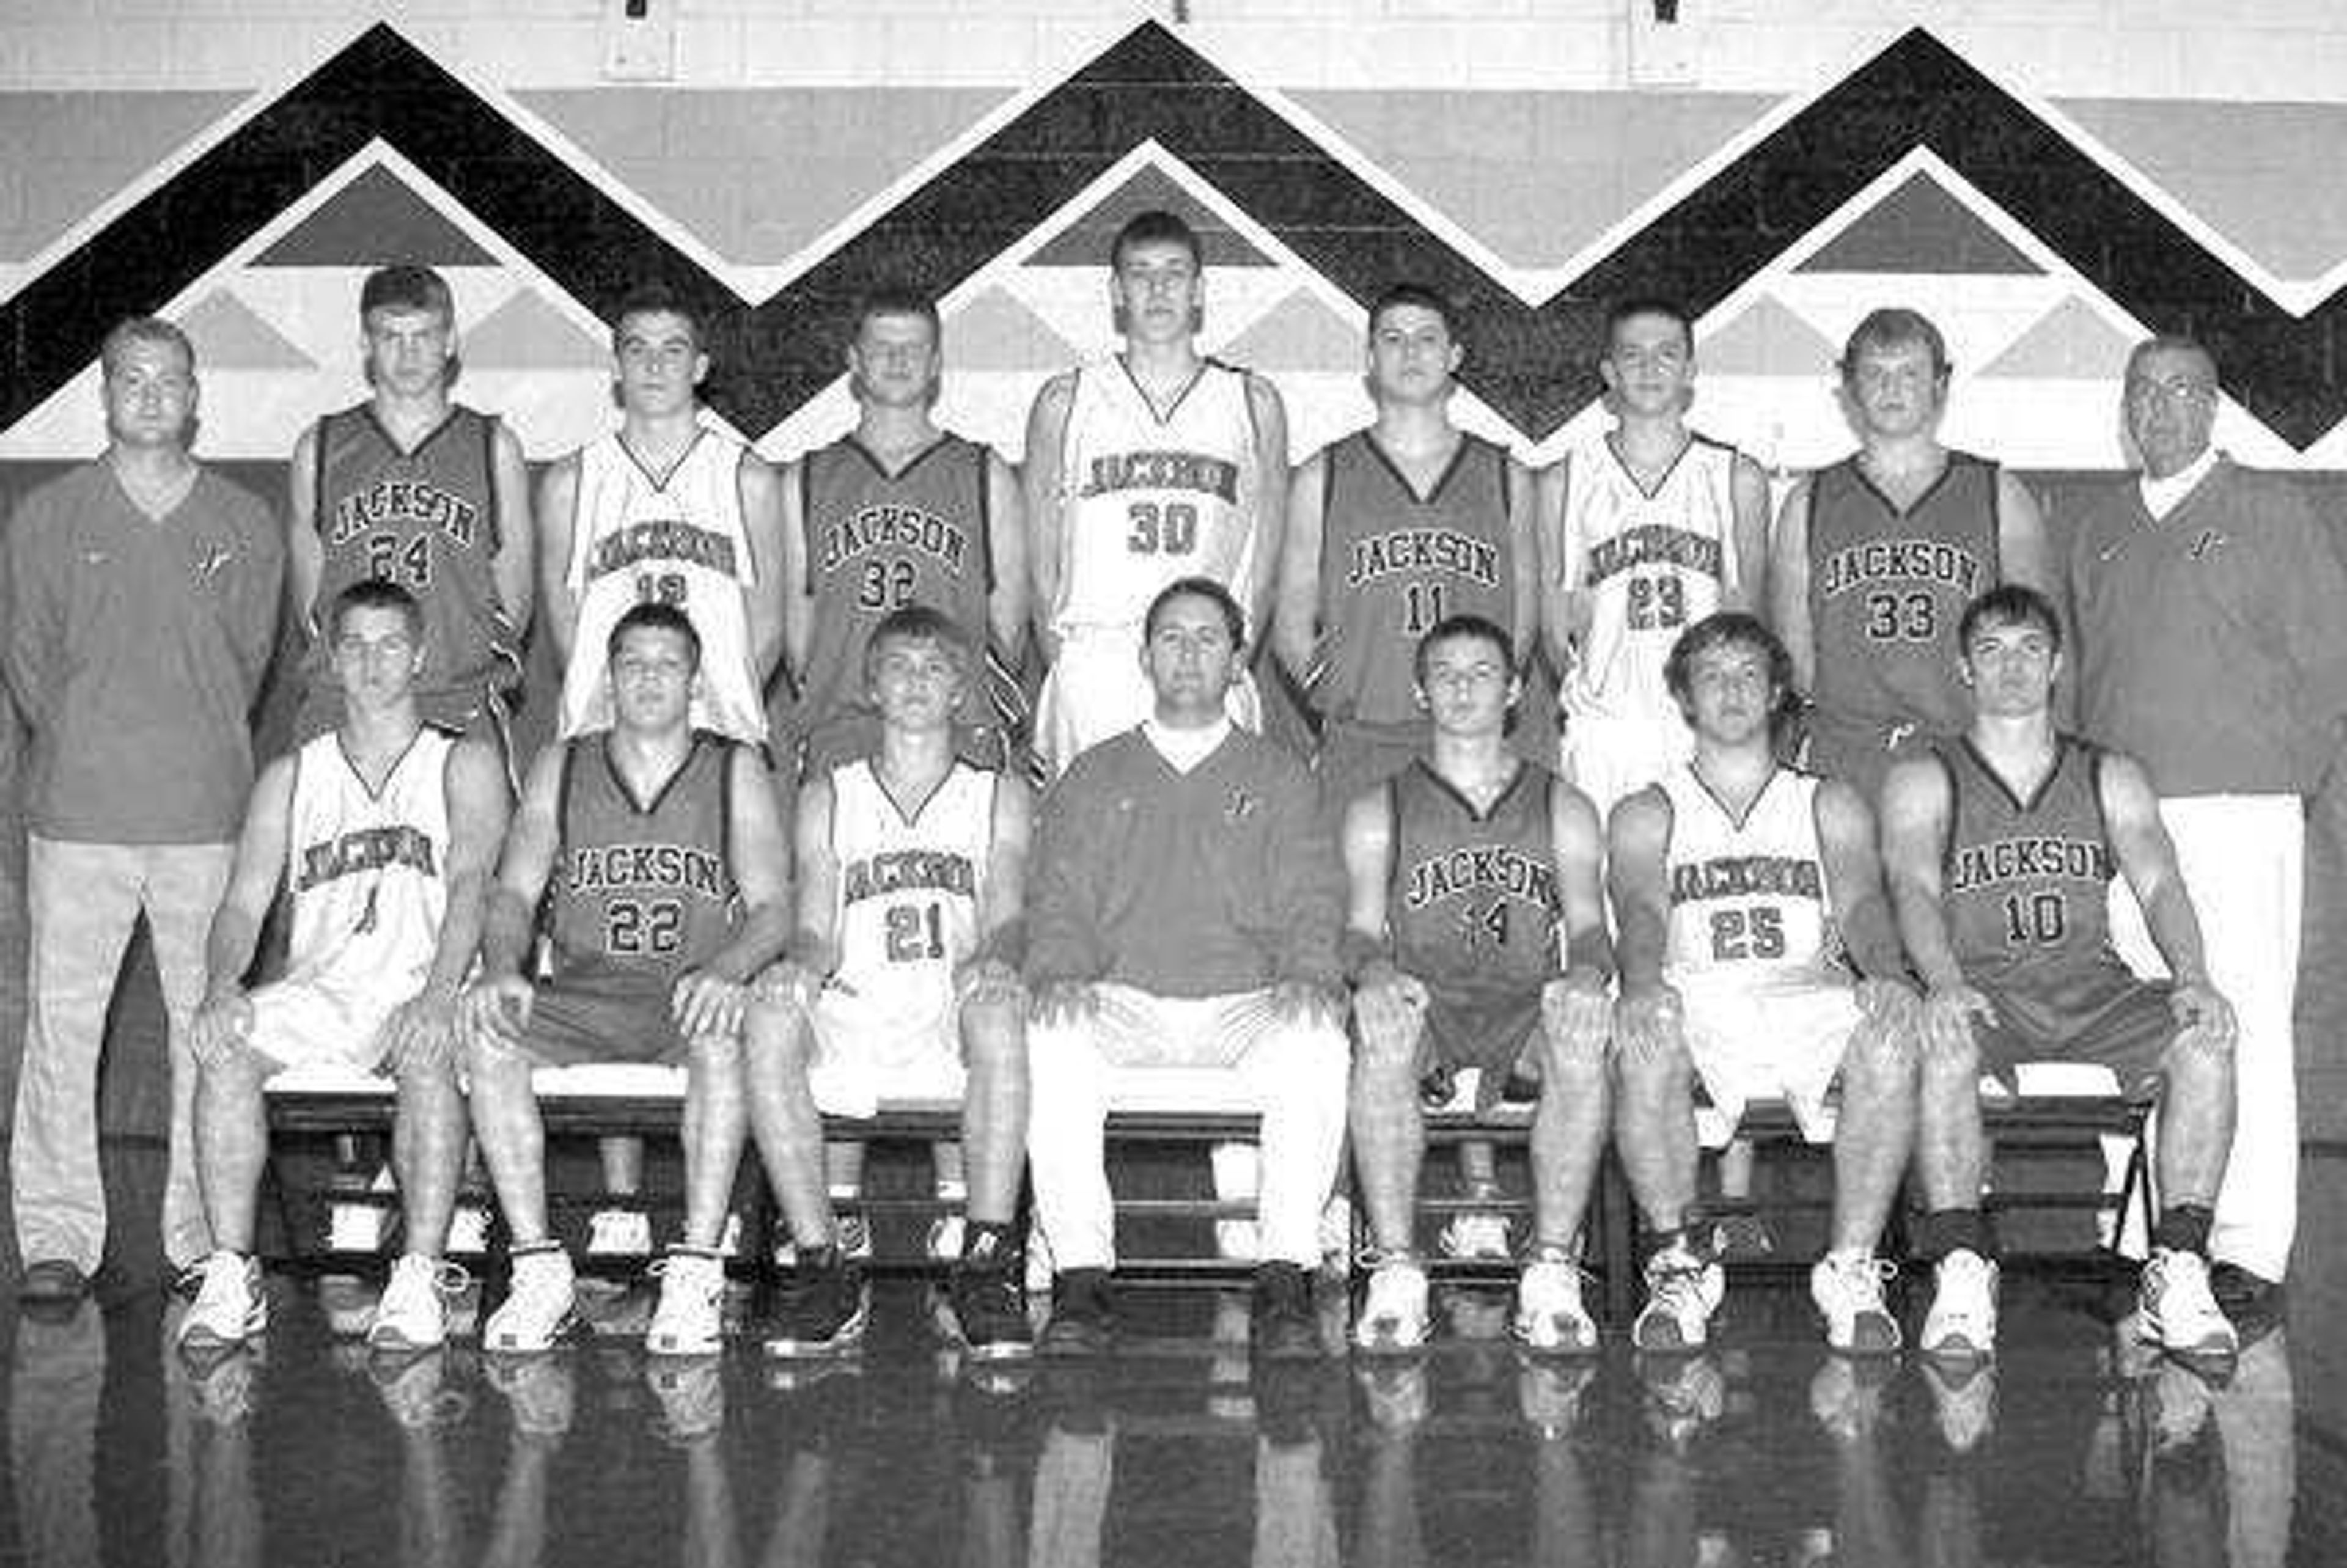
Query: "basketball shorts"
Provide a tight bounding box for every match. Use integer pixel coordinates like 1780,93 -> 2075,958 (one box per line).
1036,622 -> 1260,775
794,703 -> 1012,783
1971,965 -> 2173,1101
1559,709 -> 1692,820
1677,972 -> 1864,1141
1314,716 -> 1424,826
1411,983 -> 1552,1112
508,970 -> 697,1068
1799,710 -> 1947,807
806,981 -> 966,1116
241,977 -> 411,1072
298,675 -> 515,763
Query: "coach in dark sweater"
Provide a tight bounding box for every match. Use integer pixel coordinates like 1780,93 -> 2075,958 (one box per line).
1026,576 -> 1346,1358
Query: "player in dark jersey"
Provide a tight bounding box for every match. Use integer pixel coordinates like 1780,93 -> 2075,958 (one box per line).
1344,615 -> 1612,1352
1767,308 -> 2049,800
780,287 -> 1028,775
1275,284 -> 1539,820
1881,585 -> 2238,1362
290,265 -> 534,742
463,604 -> 790,1357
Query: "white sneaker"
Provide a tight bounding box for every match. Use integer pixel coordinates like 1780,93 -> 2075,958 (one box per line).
367,1254 -> 467,1352
1438,1208 -> 1514,1261
178,1253 -> 266,1349
2139,1249 -> 2238,1360
1920,1250 -> 1999,1358
1513,1251 -> 1598,1354
645,1250 -> 727,1357
1353,1255 -> 1430,1353
586,1209 -> 653,1258
1810,1249 -> 1901,1354
485,1247 -> 578,1353
927,1214 -> 966,1262
1632,1242 -> 1724,1351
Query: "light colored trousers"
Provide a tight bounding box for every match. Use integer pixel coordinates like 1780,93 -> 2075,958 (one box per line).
12,835 -> 230,1273
2109,793 -> 2301,1281
1026,984 -> 1348,1272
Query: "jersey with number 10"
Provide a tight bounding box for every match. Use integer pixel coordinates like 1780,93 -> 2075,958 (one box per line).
1051,357 -> 1259,631
1938,735 -> 2124,986
549,732 -> 741,985
1659,764 -> 1839,988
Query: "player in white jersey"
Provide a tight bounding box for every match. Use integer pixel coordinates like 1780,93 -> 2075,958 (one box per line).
746,606 -> 1035,1361
540,281 -> 783,746
1608,613 -> 1920,1357
178,581 -> 511,1355
1023,209 -> 1289,775
1543,299 -> 1769,818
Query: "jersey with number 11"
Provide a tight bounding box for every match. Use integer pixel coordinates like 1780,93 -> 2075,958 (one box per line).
1051,357 -> 1259,630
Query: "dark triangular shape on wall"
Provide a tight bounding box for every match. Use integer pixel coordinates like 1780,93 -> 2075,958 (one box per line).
252,164 -> 497,268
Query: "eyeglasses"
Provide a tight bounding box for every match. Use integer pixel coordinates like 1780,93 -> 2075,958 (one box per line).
2125,375 -> 2216,406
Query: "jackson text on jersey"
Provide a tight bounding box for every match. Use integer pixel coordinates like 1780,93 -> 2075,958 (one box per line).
1347,529 -> 1501,587
1586,524 -> 1723,584
818,505 -> 970,576
297,826 -> 438,889
842,849 -> 976,904
1404,844 -> 1560,914
1815,539 -> 1982,599
1079,452 -> 1239,502
327,482 -> 480,548
1947,835 -> 2114,891
1669,855 -> 1823,904
586,521 -> 739,581
565,843 -> 730,898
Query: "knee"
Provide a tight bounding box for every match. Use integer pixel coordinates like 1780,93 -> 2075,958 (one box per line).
687,1028 -> 744,1075
959,992 -> 1027,1070
1918,1027 -> 1978,1087
1350,1005 -> 1422,1093
1535,1017 -> 1609,1088
1845,1016 -> 1919,1086
743,997 -> 814,1075
1613,1039 -> 1690,1108
462,1030 -> 532,1090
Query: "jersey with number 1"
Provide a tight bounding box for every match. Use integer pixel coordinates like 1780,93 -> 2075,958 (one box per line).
558,427 -> 765,743
828,757 -> 995,1036
283,727 -> 454,1004
1559,431 -> 1741,725
1051,357 -> 1260,631
549,731 -> 741,985
1659,764 -> 1840,989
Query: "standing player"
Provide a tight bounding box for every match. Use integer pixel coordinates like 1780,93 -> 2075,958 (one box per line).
1609,613 -> 1920,1353
780,288 -> 1027,775
461,604 -> 792,1357
176,581 -> 508,1353
1022,209 -> 1289,775
290,265 -> 534,742
1880,585 -> 2238,1361
540,280 -> 782,747
1344,615 -> 1614,1352
1768,307 -> 2049,800
742,607 -> 1035,1360
1542,298 -> 1769,817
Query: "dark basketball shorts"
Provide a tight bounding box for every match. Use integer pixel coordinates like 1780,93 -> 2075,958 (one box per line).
1800,711 -> 1947,805
793,704 -> 1013,783
509,970 -> 696,1068
1314,716 -> 1425,826
1972,965 -> 2175,1100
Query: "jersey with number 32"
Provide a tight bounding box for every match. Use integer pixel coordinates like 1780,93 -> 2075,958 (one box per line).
1659,764 -> 1840,988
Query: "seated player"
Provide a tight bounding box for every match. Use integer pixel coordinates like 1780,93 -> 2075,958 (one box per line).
1024,577 -> 1348,1358
177,581 -> 509,1353
743,606 -> 1035,1360
1609,614 -> 1920,1352
462,603 -> 791,1355
1345,615 -> 1614,1352
1880,584 -> 2238,1360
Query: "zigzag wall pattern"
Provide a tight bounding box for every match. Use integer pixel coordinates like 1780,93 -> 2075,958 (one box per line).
4,21 -> 2347,449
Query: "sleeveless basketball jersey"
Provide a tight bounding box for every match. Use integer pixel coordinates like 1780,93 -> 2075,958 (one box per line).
1315,431 -> 1515,727
1659,764 -> 1838,985
1387,760 -> 1564,1002
798,434 -> 993,727
828,757 -> 996,1026
1939,736 -> 2124,985
284,727 -> 454,999
1052,357 -> 1260,631
1807,453 -> 2000,738
549,732 -> 740,984
1560,433 -> 1742,724
311,405 -> 514,700
558,427 -> 765,744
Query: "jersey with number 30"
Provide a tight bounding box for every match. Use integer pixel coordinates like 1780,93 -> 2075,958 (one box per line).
549,731 -> 741,985
558,427 -> 765,743
1659,764 -> 1840,989
828,757 -> 994,1035
1051,357 -> 1260,631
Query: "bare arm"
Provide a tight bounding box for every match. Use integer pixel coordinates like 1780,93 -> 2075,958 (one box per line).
1020,372 -> 1076,667
983,450 -> 1030,673
738,452 -> 787,689
1606,787 -> 1673,996
1550,779 -> 1613,983
959,774 -> 1035,1008
1994,469 -> 2052,598
1535,457 -> 1586,677
480,744 -> 566,981
776,457 -> 812,687
1813,777 -> 1908,983
1767,477 -> 1816,697
703,745 -> 792,984
757,771 -> 839,1016
1243,373 -> 1291,645
489,420 -> 535,640
1340,784 -> 1400,976
535,454 -> 582,667
287,423 -> 325,639
1725,452 -> 1772,614
381,736 -> 512,1072
1876,756 -> 1963,992
2099,752 -> 2209,987
1505,456 -> 1541,672
1272,449 -> 1328,686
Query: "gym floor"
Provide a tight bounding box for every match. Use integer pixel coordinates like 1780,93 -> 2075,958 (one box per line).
3,1147 -> 2342,1567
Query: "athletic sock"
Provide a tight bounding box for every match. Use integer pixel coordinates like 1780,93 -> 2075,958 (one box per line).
2152,1204 -> 2214,1258
1915,1207 -> 1993,1263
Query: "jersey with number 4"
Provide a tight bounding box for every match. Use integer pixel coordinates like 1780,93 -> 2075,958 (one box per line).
1559,432 -> 1741,725
828,757 -> 994,1033
1659,764 -> 1840,988
798,434 -> 994,730
549,731 -> 740,986
558,427 -> 765,743
1938,735 -> 2126,987
1388,760 -> 1564,1003
1051,357 -> 1259,631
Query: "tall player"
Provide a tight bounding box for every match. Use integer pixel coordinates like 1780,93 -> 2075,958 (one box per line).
1543,298 -> 1769,817
462,604 -> 792,1357
177,581 -> 508,1354
1879,585 -> 2238,1361
1345,615 -> 1614,1353
540,280 -> 782,747
1022,209 -> 1289,775
290,265 -> 534,742
1768,307 -> 2049,800
1609,614 -> 1920,1353
781,288 -> 1027,775
743,607 -> 1035,1360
